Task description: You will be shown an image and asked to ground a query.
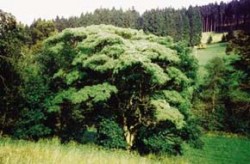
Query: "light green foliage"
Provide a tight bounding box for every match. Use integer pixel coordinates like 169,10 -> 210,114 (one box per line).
69,83 -> 117,104
151,99 -> 185,129
229,89 -> 250,102
36,25 -> 199,153
142,62 -> 170,85
167,67 -> 190,86
162,90 -> 185,105
65,70 -> 81,85
50,83 -> 117,111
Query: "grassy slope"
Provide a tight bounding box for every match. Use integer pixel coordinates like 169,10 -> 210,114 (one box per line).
0,135 -> 250,164
193,42 -> 227,83
193,42 -> 227,66
188,36 -> 250,163
184,135 -> 250,164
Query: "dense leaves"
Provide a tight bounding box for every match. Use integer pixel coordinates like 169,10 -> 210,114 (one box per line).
97,118 -> 127,149
30,25 -> 200,154
194,31 -> 250,134
0,10 -> 24,135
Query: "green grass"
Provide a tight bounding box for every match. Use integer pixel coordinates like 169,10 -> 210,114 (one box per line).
0,138 -> 186,164
0,134 -> 250,164
192,42 -> 228,84
193,42 -> 227,66
183,135 -> 250,164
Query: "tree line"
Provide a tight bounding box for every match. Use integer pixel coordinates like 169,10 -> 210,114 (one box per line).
51,0 -> 250,43
16,0 -> 249,48
52,7 -> 202,46
200,0 -> 250,32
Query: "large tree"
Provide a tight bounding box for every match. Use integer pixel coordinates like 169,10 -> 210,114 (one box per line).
33,25 -> 200,153
0,10 -> 24,135
225,31 -> 250,133
30,19 -> 57,44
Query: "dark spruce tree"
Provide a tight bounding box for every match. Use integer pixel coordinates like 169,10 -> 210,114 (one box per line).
187,6 -> 202,46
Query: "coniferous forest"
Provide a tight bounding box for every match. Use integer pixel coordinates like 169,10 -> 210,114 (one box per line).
0,0 -> 250,163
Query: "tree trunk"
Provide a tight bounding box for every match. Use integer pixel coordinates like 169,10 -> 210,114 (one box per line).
0,109 -> 7,136
212,88 -> 216,113
123,125 -> 135,149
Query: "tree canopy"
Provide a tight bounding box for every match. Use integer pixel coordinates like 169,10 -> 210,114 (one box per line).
0,10 -> 25,135
30,25 -> 200,153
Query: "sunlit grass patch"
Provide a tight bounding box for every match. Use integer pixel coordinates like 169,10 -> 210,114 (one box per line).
0,137 -> 187,164
193,43 -> 227,66
201,32 -> 227,44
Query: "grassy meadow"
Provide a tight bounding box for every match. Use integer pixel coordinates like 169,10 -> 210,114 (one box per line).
192,41 -> 227,83
184,135 -> 250,164
1,134 -> 250,164
193,42 -> 227,66
0,138 -> 185,164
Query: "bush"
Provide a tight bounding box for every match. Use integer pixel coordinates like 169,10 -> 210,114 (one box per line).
135,122 -> 183,155
97,118 -> 127,149
13,108 -> 51,140
179,118 -> 204,149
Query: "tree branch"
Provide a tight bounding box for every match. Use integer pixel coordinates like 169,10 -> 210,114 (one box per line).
0,75 -> 10,91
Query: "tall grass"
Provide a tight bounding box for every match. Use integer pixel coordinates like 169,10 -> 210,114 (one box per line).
1,134 -> 250,164
0,138 -> 186,164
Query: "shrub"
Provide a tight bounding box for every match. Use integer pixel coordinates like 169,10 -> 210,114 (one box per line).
135,122 -> 182,155
97,118 -> 127,149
